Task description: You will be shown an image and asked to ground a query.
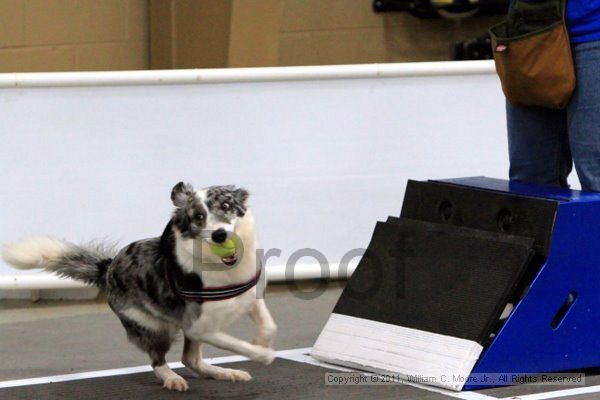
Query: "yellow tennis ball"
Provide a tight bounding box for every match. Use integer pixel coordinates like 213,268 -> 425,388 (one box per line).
209,238 -> 237,258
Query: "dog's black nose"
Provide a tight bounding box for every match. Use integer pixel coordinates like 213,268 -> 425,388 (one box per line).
211,229 -> 228,244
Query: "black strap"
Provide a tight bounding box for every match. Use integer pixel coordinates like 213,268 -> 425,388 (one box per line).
164,257 -> 261,302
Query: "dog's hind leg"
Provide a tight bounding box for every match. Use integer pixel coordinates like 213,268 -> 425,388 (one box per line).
120,314 -> 188,391
182,336 -> 252,382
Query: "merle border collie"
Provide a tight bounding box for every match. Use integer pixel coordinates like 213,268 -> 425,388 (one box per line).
2,182 -> 277,391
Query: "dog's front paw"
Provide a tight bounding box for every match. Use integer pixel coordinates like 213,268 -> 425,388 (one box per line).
163,376 -> 189,392
251,346 -> 275,365
214,368 -> 252,382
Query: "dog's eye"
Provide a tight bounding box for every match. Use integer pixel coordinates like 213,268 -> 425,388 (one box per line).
196,214 -> 204,221
221,202 -> 230,211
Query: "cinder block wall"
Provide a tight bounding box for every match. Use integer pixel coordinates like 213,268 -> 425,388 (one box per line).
149,0 -> 502,69
0,0 -> 149,72
0,0 -> 501,73
278,0 -> 502,65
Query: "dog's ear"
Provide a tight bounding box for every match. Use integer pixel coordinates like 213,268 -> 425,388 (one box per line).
234,188 -> 249,207
171,182 -> 194,208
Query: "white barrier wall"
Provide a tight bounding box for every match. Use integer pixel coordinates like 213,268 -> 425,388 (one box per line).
0,61 -> 558,297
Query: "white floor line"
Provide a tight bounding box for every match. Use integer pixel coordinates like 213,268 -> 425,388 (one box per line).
271,347 -> 313,359
446,393 -> 500,400
0,349 -> 301,389
2,346 -> 597,400
500,384 -> 600,400
276,350 -> 355,372
277,350 -> 498,400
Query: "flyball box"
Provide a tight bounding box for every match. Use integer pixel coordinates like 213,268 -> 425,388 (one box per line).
312,177 -> 600,391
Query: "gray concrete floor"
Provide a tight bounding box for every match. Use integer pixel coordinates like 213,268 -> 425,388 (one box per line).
1,282 -> 599,399
0,281 -> 344,380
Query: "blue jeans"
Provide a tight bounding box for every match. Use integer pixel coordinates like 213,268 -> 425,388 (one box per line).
507,39 -> 600,191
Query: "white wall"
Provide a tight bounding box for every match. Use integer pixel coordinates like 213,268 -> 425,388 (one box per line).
0,62 -> 520,294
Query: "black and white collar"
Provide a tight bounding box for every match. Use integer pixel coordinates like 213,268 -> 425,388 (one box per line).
163,257 -> 261,302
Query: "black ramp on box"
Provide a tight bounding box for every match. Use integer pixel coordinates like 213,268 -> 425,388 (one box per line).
386,216 -> 400,224
311,178 -> 583,391
401,180 -> 559,256
0,359 -> 454,400
333,218 -> 534,344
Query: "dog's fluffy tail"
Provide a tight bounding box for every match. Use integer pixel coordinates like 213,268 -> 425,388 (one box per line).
1,237 -> 116,287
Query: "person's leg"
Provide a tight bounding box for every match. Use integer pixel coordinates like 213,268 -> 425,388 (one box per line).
567,40 -> 600,192
507,102 -> 572,188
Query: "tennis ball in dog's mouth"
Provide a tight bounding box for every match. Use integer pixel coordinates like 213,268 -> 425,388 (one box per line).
209,238 -> 237,258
